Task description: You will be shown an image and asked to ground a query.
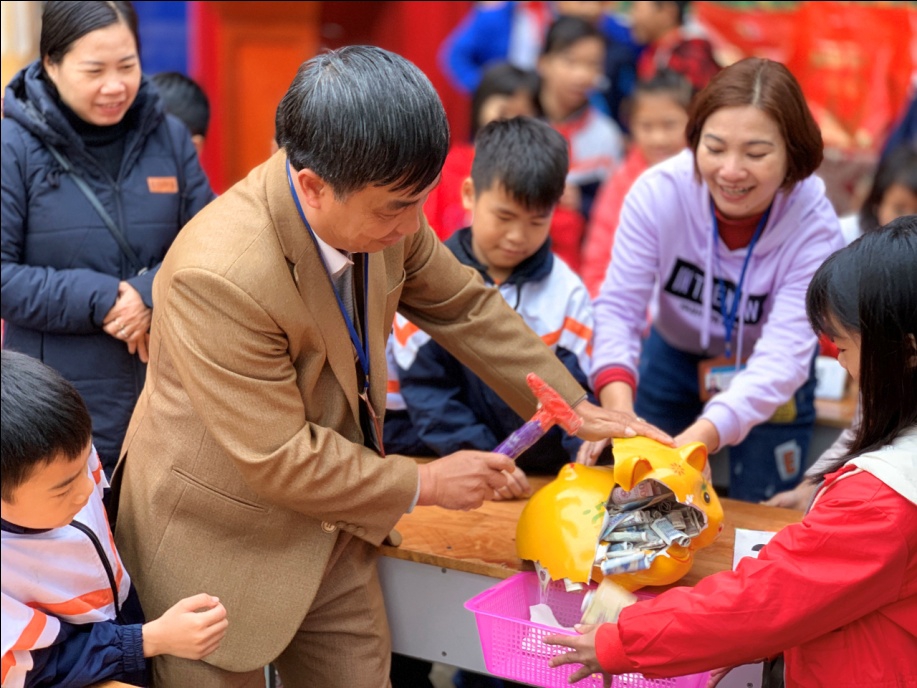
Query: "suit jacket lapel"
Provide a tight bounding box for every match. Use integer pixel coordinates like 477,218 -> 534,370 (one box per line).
266,152 -> 361,425
366,251 -> 389,421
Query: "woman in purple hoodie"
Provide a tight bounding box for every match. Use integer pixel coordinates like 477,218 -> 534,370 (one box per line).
583,58 -> 844,502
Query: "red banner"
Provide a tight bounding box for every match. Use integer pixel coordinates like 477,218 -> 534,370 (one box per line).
695,1 -> 915,152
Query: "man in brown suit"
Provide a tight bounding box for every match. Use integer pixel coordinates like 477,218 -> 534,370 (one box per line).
112,46 -> 670,687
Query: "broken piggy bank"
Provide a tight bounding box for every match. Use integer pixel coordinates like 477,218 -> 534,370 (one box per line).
516,437 -> 724,591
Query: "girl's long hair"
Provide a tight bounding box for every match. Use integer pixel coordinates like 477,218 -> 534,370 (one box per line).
806,215 -> 917,479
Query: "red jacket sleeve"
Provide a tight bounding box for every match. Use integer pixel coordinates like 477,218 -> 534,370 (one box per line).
598,473 -> 910,678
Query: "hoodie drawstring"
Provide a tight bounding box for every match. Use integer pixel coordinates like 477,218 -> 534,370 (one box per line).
735,279 -> 748,368
701,210 -> 715,353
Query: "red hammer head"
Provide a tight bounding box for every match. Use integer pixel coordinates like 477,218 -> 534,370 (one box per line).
526,373 -> 583,435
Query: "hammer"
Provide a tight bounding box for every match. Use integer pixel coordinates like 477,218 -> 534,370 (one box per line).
492,373 -> 583,460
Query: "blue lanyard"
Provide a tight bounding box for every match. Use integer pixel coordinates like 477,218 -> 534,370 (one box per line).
710,198 -> 771,359
286,162 -> 371,392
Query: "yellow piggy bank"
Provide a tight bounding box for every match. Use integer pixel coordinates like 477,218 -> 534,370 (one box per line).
516,437 -> 724,591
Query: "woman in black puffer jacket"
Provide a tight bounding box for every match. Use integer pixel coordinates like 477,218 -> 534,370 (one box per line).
1,1 -> 215,474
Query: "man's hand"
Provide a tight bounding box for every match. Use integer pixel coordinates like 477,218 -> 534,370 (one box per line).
576,438 -> 610,465
545,624 -> 612,687
492,465 -> 532,501
417,451 -> 514,510
573,400 -> 675,446
102,281 -> 152,360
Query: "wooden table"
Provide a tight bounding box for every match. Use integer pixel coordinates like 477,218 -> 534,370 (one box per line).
814,384 -> 858,429
378,476 -> 803,680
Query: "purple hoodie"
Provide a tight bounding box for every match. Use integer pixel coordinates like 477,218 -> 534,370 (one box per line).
591,149 -> 844,447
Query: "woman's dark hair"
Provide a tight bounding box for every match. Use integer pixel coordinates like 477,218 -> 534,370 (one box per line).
470,62 -> 538,139
686,57 -> 823,190
858,144 -> 917,234
541,15 -> 605,57
1,351 -> 93,503
806,215 -> 917,479
40,1 -> 140,67
276,46 -> 449,198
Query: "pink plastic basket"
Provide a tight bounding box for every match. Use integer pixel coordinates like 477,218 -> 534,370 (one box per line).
465,572 -> 710,688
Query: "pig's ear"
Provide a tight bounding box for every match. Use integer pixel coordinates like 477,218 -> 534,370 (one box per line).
625,457 -> 654,489
680,442 -> 708,475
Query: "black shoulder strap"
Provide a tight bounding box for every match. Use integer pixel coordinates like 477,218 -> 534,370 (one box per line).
43,141 -> 147,275
161,117 -> 189,228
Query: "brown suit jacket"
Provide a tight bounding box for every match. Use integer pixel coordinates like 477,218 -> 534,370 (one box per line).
112,151 -> 586,671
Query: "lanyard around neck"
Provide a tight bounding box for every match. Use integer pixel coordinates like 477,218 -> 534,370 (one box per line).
286,161 -> 371,392
710,198 -> 771,359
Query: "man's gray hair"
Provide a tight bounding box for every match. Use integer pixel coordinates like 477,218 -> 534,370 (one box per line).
276,45 -> 450,198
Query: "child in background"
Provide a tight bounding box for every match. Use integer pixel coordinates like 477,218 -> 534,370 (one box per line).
424,62 -> 538,241
537,16 -> 625,269
150,71 -> 210,157
438,1 -> 553,94
629,0 -> 720,94
388,117 -> 594,491
816,145 -> 915,355
581,69 -> 693,296
438,1 -> 641,130
546,216 -> 917,687
838,143 -> 917,244
1,351 -> 227,688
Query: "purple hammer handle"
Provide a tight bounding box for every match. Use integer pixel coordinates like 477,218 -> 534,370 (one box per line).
492,419 -> 546,460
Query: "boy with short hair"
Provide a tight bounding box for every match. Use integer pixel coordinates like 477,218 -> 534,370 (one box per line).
386,117 -> 594,496
150,71 -> 210,157
1,351 -> 227,688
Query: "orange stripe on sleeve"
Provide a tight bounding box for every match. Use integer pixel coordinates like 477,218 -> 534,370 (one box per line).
91,461 -> 103,486
393,319 -> 419,347
27,587 -> 113,618
541,318 -> 593,350
541,329 -> 561,347
387,379 -> 401,394
2,610 -> 47,683
563,317 -> 593,342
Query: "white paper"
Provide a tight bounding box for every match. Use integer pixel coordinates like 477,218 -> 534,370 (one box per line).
733,528 -> 777,570
529,603 -> 571,629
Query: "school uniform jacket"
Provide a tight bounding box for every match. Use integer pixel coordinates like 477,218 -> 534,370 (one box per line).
1,448 -> 146,688
389,227 -> 593,472
111,150 -> 588,672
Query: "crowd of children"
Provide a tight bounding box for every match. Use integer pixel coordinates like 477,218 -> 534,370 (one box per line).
2,1 -> 916,687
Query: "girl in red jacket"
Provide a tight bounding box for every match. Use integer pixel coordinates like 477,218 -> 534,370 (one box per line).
545,215 -> 917,687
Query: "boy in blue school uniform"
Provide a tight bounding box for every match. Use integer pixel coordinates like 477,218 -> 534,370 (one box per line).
385,116 -> 594,501
0,351 -> 227,688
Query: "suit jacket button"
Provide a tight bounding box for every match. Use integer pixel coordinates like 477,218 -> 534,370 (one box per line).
321,521 -> 337,533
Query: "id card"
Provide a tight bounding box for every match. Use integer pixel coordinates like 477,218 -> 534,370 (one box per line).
359,389 -> 386,457
698,356 -> 746,402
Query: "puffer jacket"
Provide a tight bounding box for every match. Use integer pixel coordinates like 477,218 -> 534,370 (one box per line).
1,62 -> 215,472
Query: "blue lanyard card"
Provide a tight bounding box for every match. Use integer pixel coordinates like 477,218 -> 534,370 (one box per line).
697,355 -> 747,402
